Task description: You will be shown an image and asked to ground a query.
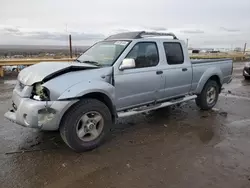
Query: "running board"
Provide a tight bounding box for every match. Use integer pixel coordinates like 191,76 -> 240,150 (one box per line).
117,95 -> 197,118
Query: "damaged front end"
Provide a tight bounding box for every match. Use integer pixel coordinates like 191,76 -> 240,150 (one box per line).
4,80 -> 78,130
4,62 -> 114,130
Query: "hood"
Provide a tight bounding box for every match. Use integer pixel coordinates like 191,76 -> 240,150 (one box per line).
42,66 -> 113,100
18,61 -> 97,85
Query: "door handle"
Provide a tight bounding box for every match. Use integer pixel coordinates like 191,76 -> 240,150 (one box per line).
182,68 -> 188,72
156,70 -> 163,75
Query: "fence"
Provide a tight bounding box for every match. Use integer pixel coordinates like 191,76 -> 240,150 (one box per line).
0,54 -> 249,78
0,58 -> 74,77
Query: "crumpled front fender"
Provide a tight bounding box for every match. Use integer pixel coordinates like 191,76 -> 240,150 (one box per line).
58,80 -> 116,103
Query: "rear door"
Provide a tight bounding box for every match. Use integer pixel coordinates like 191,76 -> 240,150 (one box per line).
114,41 -> 165,111
161,42 -> 192,100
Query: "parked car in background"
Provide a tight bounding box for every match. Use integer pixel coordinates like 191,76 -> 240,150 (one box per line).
3,65 -> 18,72
243,62 -> 250,80
4,31 -> 233,152
3,65 -> 27,72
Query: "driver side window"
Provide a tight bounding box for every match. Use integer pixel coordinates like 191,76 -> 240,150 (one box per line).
125,42 -> 159,68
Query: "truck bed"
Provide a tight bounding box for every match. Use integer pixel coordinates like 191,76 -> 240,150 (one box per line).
190,58 -> 233,93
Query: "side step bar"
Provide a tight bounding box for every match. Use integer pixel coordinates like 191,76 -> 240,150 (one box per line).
117,95 -> 197,118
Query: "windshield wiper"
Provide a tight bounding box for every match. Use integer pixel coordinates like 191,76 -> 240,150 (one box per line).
74,59 -> 82,63
82,61 -> 102,67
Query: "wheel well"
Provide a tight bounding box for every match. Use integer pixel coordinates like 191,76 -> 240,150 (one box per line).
208,75 -> 222,92
81,92 -> 116,121
59,92 -> 116,130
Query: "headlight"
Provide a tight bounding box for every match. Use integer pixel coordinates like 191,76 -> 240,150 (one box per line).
32,82 -> 50,101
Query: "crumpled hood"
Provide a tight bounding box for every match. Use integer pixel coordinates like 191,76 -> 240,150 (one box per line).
42,66 -> 114,100
18,61 -> 97,85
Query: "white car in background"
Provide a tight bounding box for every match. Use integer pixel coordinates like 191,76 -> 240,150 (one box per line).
3,65 -> 26,72
243,62 -> 250,80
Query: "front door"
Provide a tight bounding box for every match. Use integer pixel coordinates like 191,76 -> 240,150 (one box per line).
114,42 -> 165,111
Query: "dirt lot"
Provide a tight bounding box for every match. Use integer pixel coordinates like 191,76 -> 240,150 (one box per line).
0,62 -> 250,188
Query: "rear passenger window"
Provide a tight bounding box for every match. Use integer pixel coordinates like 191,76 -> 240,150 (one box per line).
125,42 -> 159,68
163,42 -> 184,65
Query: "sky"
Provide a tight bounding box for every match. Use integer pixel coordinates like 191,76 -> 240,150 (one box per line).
1,0 -> 250,48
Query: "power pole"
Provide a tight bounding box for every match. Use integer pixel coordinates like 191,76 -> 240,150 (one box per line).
243,43 -> 247,54
186,38 -> 189,48
69,34 -> 72,58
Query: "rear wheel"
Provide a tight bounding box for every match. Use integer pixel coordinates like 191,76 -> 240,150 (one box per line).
195,80 -> 219,110
60,99 -> 112,152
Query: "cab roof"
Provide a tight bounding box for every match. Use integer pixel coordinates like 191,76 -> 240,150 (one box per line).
104,31 -> 178,41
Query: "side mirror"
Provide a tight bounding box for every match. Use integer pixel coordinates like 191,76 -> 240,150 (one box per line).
119,58 -> 136,70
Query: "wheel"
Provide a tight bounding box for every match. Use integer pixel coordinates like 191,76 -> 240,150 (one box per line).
195,80 -> 219,110
60,98 -> 112,152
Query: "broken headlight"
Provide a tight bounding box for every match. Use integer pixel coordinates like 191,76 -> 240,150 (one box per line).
32,82 -> 50,101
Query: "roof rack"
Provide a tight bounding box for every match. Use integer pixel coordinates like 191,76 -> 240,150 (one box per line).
139,31 -> 178,39
105,31 -> 178,40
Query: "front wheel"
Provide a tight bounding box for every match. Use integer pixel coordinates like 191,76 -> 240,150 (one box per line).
195,80 -> 219,110
60,99 -> 112,152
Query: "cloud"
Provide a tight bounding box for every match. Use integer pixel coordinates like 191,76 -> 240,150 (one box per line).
180,29 -> 205,34
110,28 -> 131,34
110,26 -> 167,34
3,27 -> 22,35
220,27 -> 241,32
27,31 -> 105,40
146,26 -> 167,31
0,27 -> 105,41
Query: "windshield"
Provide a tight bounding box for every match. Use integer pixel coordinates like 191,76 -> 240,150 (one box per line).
77,40 -> 130,66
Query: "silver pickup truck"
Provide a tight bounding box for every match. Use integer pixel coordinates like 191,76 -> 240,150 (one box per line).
4,31 -> 233,152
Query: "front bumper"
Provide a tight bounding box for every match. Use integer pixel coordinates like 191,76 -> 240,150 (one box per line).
4,90 -> 77,130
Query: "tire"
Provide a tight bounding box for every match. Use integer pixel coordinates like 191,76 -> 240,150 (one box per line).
195,80 -> 219,110
60,98 -> 112,152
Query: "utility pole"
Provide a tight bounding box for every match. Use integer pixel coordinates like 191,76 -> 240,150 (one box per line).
186,38 -> 189,48
243,43 -> 247,54
69,34 -> 72,58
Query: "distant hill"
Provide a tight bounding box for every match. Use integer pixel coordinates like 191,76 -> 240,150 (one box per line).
0,45 -> 90,57
0,45 -> 90,50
